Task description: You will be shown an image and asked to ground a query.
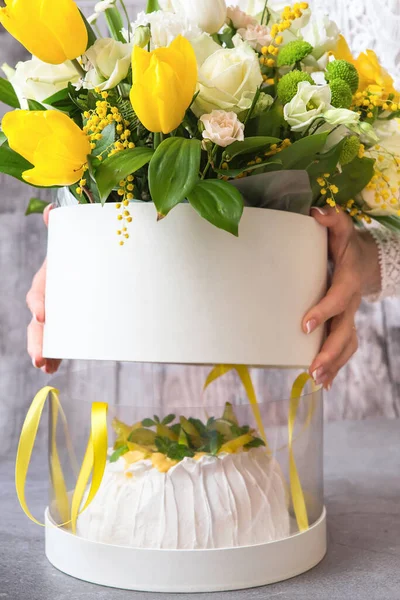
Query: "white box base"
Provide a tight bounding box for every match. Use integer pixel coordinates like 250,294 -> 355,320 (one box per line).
45,507 -> 327,593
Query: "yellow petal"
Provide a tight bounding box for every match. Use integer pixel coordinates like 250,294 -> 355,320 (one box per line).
2,110 -> 52,164
41,0 -> 88,63
333,35 -> 355,63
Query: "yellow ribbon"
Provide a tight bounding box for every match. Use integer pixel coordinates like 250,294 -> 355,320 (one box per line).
204,366 -> 319,533
15,386 -> 108,529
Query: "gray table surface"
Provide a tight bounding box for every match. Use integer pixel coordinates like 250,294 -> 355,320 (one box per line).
1,418 -> 399,600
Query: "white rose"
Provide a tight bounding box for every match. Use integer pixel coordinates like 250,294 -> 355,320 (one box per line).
171,0 -> 227,35
190,33 -> 221,65
226,6 -> 256,29
323,108 -> 360,127
192,41 -> 263,116
225,0 -> 266,16
284,81 -> 331,132
200,110 -> 245,147
300,14 -> 340,60
5,56 -> 79,107
237,23 -> 272,51
131,10 -> 201,48
84,38 -> 131,91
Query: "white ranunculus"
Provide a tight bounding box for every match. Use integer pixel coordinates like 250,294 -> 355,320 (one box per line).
171,0 -> 227,35
284,81 -> 331,132
84,38 -> 131,91
5,56 -> 79,107
237,23 -> 272,51
192,41 -> 263,116
300,14 -> 340,60
200,110 -> 245,147
226,6 -> 256,29
131,10 -> 201,48
323,108 -> 360,127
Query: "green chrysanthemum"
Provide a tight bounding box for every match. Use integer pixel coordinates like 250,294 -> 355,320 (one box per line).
329,79 -> 353,109
340,136 -> 361,166
277,70 -> 314,105
325,60 -> 359,93
277,41 -> 314,67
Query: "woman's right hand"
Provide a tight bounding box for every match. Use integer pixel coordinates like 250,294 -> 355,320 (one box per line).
26,204 -> 61,375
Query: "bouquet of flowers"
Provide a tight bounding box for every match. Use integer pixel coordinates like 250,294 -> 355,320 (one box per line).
1,0 -> 400,241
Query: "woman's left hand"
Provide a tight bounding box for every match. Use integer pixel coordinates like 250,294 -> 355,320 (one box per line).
303,206 -> 364,390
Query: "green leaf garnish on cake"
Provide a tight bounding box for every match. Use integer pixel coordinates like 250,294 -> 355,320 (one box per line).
110,403 -> 265,469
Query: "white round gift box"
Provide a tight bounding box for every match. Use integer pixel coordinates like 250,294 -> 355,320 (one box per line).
43,203 -> 327,367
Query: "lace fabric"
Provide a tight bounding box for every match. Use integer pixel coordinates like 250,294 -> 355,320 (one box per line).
366,228 -> 400,301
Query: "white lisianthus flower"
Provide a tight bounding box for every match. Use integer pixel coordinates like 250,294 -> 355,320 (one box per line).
4,56 -> 79,107
171,0 -> 227,35
300,15 -> 340,60
192,42 -> 263,116
200,110 -> 245,147
84,38 -> 131,91
284,81 -> 331,132
237,23 -> 272,51
323,108 -> 360,127
226,6 -> 256,29
131,11 -> 201,48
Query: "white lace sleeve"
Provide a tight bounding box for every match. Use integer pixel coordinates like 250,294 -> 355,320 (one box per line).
367,228 -> 400,301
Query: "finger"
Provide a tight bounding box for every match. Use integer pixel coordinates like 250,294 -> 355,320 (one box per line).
27,318 -> 46,369
26,260 -> 47,324
303,276 -> 360,334
41,359 -> 62,375
310,206 -> 354,239
315,332 -> 359,390
43,203 -> 54,227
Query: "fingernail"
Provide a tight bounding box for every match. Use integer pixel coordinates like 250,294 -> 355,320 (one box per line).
326,383 -> 332,391
306,319 -> 317,334
312,367 -> 326,385
32,357 -> 38,369
311,207 -> 327,216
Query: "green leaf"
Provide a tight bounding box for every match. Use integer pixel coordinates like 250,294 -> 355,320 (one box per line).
95,147 -> 154,202
142,418 -> 156,428
245,437 -> 266,449
146,0 -> 160,12
105,7 -> 126,42
209,430 -> 224,456
149,137 -> 201,216
0,143 -> 33,183
333,157 -> 375,204
162,414 -> 176,426
372,215 -> 400,232
0,76 -> 20,108
223,136 -> 281,161
246,102 -> 284,138
109,444 -> 129,462
214,159 -> 283,178
25,198 -> 50,216
92,122 -> 116,157
0,132 -> 6,146
187,179 -> 244,236
307,138 -> 347,200
79,9 -> 97,49
276,132 -> 330,170
27,99 -> 46,111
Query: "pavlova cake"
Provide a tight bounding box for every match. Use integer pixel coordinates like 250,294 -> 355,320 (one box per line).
77,403 -> 290,549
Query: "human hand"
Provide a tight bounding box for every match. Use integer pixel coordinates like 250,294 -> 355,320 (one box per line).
303,206 -> 365,390
26,204 -> 62,375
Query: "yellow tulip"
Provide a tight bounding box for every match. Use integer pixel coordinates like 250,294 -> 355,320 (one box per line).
130,35 -> 198,134
0,0 -> 87,65
2,110 -> 91,186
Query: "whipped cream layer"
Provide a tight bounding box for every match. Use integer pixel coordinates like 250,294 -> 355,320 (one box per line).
76,448 -> 290,549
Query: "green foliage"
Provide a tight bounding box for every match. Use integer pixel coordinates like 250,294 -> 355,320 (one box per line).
222,136 -> 281,161
25,198 -> 50,215
277,41 -> 314,67
105,7 -> 126,43
275,132 -> 329,170
246,101 -> 285,138
372,215 -> 400,232
329,79 -> 353,109
0,77 -> 20,109
277,71 -> 314,105
95,146 -> 154,202
155,437 -> 195,460
333,157 -> 375,204
307,137 -> 346,200
146,0 -> 160,13
27,99 -> 46,111
187,179 -> 244,236
0,142 -> 34,184
149,137 -> 201,217
325,59 -> 359,93
79,9 -> 97,49
91,122 -> 116,157
109,445 -> 129,463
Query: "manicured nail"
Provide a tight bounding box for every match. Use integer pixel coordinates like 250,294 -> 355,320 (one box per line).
326,383 -> 332,391
32,357 -> 38,369
311,207 -> 328,216
306,319 -> 317,334
312,367 -> 326,385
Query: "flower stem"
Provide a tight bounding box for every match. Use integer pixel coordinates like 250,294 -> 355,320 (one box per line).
154,132 -> 164,150
201,144 -> 218,179
119,0 -> 132,40
71,59 -> 86,78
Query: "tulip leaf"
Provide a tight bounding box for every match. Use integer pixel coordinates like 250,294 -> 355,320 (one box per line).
146,0 -> 160,12
223,136 -> 281,161
79,9 -> 97,49
149,137 -> 202,217
0,142 -> 33,184
27,99 -> 46,111
0,77 -> 20,109
0,132 -> 6,147
105,7 -> 126,43
95,146 -> 154,202
187,180 -> 244,236
25,198 -> 50,216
